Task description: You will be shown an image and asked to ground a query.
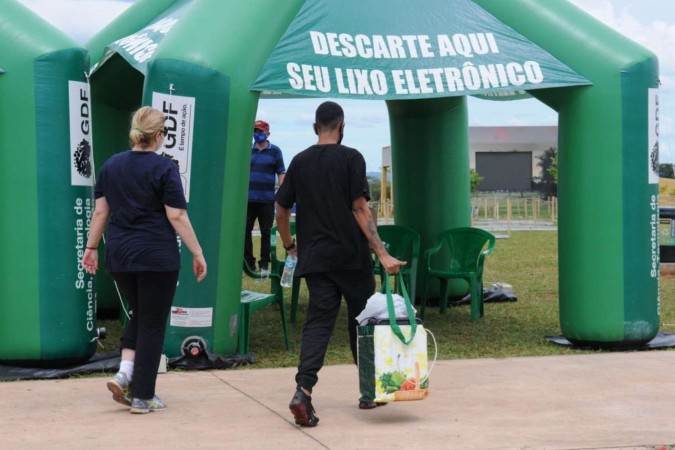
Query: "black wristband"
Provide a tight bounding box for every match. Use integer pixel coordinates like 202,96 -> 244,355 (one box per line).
284,239 -> 296,251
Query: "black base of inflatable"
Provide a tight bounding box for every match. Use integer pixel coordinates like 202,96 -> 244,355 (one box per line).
419,288 -> 518,307
0,351 -> 256,381
168,350 -> 254,370
0,353 -> 96,370
546,332 -> 675,350
0,353 -> 120,381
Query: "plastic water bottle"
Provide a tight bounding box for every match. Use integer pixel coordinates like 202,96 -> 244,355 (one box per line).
280,254 -> 297,288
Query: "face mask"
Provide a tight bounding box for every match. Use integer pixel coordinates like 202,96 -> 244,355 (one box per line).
253,132 -> 267,143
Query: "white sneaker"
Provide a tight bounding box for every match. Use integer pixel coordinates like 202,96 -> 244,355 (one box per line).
107,372 -> 132,406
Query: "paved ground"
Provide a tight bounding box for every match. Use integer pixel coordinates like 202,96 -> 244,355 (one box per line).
2,351 -> 675,449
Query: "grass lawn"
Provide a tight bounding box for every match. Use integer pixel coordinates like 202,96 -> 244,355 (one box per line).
660,177 -> 675,205
98,230 -> 675,369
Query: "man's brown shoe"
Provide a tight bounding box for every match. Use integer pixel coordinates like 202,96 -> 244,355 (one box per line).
358,400 -> 388,410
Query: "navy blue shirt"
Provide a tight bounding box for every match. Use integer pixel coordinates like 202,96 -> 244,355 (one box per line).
94,150 -> 187,273
248,142 -> 285,203
275,144 -> 371,276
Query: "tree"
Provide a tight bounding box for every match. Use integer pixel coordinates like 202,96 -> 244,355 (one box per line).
470,168 -> 484,194
659,163 -> 675,179
536,147 -> 558,196
367,175 -> 382,200
548,154 -> 558,184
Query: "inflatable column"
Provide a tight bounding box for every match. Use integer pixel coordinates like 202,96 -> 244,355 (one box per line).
475,0 -> 660,346
387,97 -> 472,298
0,1 -> 98,365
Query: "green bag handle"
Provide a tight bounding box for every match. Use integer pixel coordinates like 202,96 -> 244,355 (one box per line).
384,272 -> 418,345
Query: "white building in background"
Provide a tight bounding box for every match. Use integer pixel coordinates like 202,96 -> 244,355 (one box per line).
382,126 -> 558,192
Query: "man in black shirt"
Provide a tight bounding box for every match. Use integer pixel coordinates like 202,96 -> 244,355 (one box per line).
276,101 -> 405,427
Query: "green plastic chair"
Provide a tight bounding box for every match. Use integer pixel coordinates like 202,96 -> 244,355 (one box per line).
420,227 -> 496,321
374,225 -> 421,303
239,261 -> 290,355
271,223 -> 303,323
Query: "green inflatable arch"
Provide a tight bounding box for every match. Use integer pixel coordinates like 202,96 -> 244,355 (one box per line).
0,0 -> 659,364
84,0 -> 658,355
0,2 -> 97,365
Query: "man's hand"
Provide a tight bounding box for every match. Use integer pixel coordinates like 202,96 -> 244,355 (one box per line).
378,253 -> 406,274
276,202 -> 296,258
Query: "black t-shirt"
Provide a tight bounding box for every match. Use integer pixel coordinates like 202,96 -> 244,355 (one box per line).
94,150 -> 187,273
275,143 -> 371,276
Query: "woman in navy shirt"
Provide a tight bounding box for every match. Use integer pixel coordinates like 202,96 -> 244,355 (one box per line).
82,107 -> 207,414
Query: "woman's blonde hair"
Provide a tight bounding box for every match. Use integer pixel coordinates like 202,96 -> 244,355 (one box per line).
129,107 -> 166,148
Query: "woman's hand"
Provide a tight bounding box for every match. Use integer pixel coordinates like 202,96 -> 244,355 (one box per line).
193,253 -> 207,282
82,248 -> 98,274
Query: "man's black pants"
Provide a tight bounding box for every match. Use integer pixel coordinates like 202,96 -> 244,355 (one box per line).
295,268 -> 375,392
244,201 -> 275,270
113,270 -> 179,400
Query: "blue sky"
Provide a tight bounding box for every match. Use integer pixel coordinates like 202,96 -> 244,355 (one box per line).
19,0 -> 675,172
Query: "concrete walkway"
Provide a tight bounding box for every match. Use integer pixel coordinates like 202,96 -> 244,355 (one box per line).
1,351 -> 674,449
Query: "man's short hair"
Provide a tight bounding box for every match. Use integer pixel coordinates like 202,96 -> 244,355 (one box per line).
315,101 -> 344,131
